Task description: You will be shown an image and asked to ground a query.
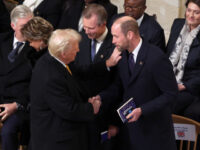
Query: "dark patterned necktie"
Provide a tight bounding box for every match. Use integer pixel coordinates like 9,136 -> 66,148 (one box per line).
128,53 -> 135,75
91,39 -> 96,61
8,42 -> 23,62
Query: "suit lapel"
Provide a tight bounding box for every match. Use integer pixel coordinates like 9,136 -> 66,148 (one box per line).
94,33 -> 113,62
191,32 -> 200,48
120,51 -> 130,87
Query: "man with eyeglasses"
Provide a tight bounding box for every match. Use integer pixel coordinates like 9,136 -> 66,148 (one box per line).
111,0 -> 166,52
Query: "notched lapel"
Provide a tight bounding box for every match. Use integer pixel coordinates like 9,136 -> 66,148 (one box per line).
191,33 -> 200,48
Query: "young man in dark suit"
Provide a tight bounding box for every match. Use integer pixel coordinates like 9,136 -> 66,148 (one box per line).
30,29 -> 101,150
93,16 -> 178,150
0,5 -> 33,150
111,0 -> 166,51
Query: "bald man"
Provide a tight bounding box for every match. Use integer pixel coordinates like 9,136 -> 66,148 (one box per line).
94,16 -> 178,150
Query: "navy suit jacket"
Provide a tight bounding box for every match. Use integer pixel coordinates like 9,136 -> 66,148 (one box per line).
110,13 -> 166,51
166,18 -> 200,96
100,40 -> 178,150
74,30 -> 115,97
0,32 -> 33,107
30,52 -> 94,150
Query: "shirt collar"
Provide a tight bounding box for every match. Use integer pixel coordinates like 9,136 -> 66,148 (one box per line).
51,55 -> 66,68
96,27 -> 108,43
136,14 -> 144,27
131,38 -> 142,62
13,35 -> 25,48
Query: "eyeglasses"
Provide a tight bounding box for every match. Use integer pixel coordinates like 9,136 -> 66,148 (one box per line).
123,5 -> 143,11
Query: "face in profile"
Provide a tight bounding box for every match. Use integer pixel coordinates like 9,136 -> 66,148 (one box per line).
83,14 -> 105,40
111,23 -> 129,51
124,0 -> 146,20
186,2 -> 200,30
11,16 -> 32,41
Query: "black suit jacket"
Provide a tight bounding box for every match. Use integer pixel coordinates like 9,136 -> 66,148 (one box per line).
0,32 -> 33,107
20,0 -> 63,28
166,18 -> 200,96
74,30 -> 115,97
100,40 -> 178,150
58,0 -> 117,31
30,52 -> 94,150
110,13 -> 166,51
0,0 -> 10,33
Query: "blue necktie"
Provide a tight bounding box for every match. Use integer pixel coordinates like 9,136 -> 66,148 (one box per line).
91,39 -> 96,61
128,53 -> 135,75
8,42 -> 23,62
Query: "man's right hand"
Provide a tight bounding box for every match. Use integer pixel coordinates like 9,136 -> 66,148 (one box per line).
0,102 -> 18,121
88,95 -> 101,114
106,47 -> 122,67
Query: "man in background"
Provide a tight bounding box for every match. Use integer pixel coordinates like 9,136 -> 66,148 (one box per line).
0,5 -> 33,150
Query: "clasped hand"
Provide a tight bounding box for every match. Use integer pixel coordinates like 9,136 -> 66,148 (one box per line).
88,95 -> 101,114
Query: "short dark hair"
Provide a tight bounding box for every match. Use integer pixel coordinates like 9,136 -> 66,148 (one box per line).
82,3 -> 107,25
185,0 -> 200,7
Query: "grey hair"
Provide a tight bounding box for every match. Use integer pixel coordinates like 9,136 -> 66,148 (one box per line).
10,5 -> 33,25
48,29 -> 81,58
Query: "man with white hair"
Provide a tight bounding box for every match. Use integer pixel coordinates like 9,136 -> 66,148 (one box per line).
30,29 -> 101,150
0,5 -> 33,150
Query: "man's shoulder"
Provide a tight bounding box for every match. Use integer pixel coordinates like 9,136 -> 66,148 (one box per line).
142,40 -> 166,60
142,13 -> 163,30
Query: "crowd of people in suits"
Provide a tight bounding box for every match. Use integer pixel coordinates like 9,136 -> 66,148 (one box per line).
0,0 -> 200,150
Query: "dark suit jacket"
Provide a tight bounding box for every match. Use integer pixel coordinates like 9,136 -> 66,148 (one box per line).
20,0 -> 63,28
30,52 -> 94,150
0,32 -> 33,108
110,13 -> 166,51
100,40 -> 178,150
0,0 -> 10,33
166,18 -> 200,96
58,0 -> 117,31
74,30 -> 115,97
72,30 -> 117,150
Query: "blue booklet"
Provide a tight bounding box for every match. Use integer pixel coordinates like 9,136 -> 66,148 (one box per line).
101,130 -> 108,142
117,97 -> 136,123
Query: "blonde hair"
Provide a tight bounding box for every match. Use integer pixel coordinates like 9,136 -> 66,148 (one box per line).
48,29 -> 81,57
10,5 -> 33,25
21,17 -> 53,44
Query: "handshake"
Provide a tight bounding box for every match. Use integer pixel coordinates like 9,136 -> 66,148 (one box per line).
88,95 -> 101,114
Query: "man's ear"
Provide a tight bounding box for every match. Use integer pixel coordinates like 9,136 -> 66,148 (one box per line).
10,22 -> 15,30
127,31 -> 134,40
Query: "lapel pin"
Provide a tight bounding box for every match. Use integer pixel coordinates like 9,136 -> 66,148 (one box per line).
100,55 -> 104,59
139,61 -> 143,65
